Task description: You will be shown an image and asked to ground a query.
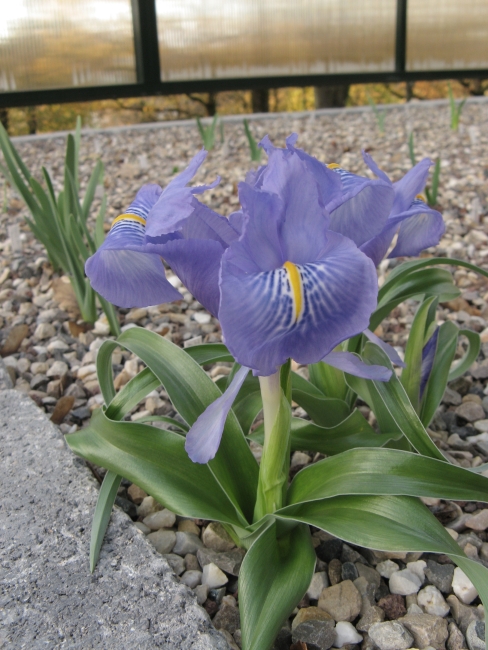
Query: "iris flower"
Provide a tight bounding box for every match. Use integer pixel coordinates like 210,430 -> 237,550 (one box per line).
86,139 -> 425,464
358,153 -> 445,266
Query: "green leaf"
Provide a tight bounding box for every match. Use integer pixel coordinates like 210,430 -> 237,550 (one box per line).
448,328 -> 481,381
401,297 -> 437,410
99,328 -> 258,524
277,493 -> 463,555
292,372 -> 351,427
347,343 -> 446,461
105,366 -> 161,421
67,409 -> 246,526
308,360 -> 348,401
184,343 -> 234,365
82,159 -> 104,222
286,448 -> 488,506
381,257 -> 488,295
249,410 -> 394,455
371,268 -> 459,329
239,521 -> 315,650
420,321 -> 458,426
90,470 -> 121,572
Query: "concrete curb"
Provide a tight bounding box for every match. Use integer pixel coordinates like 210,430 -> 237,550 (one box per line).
0,370 -> 230,649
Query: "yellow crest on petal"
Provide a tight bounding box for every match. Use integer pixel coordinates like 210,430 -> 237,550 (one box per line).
283,261 -> 303,322
111,213 -> 146,229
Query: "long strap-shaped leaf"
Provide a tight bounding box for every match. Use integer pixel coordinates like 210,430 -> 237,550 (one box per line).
67,408 -> 247,527
286,447 -> 488,505
275,494 -> 488,648
96,329 -> 258,523
249,409 -> 394,455
88,362 -> 163,570
347,343 -> 446,460
239,520 -> 315,650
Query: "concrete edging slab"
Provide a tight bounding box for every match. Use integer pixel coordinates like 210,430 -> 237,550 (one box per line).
0,381 -> 230,649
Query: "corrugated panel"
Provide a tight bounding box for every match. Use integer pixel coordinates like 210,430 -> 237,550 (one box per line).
156,0 -> 397,81
0,0 -> 136,92
407,0 -> 488,71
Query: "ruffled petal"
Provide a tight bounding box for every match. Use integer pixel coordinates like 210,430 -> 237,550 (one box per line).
389,200 -> 445,258
219,231 -> 378,376
156,238 -> 225,317
362,151 -> 391,184
285,134 -> 343,211
364,329 -> 406,367
323,351 -> 392,381
85,184 -> 182,308
85,248 -> 181,308
391,158 -> 432,214
145,150 -> 216,237
236,183 -> 285,273
328,166 -> 394,247
359,221 -> 399,267
179,201 -> 239,247
185,366 -> 250,463
257,146 -> 330,263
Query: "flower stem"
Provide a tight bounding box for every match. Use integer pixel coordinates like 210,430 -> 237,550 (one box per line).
253,367 -> 292,522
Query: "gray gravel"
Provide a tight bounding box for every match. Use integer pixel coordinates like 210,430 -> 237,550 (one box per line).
0,385 -> 229,650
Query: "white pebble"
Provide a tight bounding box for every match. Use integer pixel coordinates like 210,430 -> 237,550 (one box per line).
193,311 -> 211,324
389,569 -> 422,595
180,570 -> 202,588
333,621 -> 363,647
452,567 -> 478,604
417,585 -> 450,617
376,560 -> 400,579
202,562 -> 228,589
306,571 -> 329,600
406,560 -> 426,583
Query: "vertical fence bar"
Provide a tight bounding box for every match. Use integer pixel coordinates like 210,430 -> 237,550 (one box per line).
395,0 -> 408,73
131,0 -> 161,92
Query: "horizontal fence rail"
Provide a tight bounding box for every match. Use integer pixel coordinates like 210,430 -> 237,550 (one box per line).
0,0 -> 487,109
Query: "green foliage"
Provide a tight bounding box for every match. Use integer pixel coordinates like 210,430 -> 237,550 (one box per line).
0,117 -> 120,334
407,132 -> 441,207
243,119 -> 263,162
448,82 -> 467,130
196,114 -> 220,150
66,255 -> 488,650
366,91 -> 386,134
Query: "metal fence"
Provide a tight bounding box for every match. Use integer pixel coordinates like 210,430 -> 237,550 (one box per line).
1,0 -> 487,108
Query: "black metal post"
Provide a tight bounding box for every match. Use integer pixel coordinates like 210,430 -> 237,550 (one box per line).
131,0 -> 161,92
395,0 -> 408,73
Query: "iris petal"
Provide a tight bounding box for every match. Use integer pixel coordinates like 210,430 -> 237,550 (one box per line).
85,184 -> 182,308
145,149 -> 218,237
391,158 -> 432,214
389,201 -> 445,258
420,327 -> 439,398
85,248 -> 181,308
364,329 -> 406,367
323,351 -> 392,381
220,231 -> 378,376
328,166 -> 394,248
185,366 -> 250,464
157,238 -> 225,317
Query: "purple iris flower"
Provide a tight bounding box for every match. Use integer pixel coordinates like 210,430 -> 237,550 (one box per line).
86,139 -> 398,465
86,150 -> 238,315
359,153 -> 445,267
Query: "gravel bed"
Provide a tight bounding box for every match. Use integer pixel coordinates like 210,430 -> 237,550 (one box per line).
2,99 -> 488,650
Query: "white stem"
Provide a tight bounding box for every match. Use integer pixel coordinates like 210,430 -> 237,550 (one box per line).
259,371 -> 281,446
